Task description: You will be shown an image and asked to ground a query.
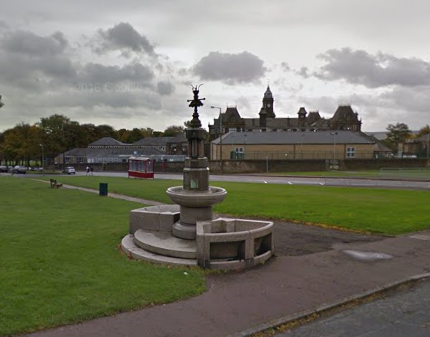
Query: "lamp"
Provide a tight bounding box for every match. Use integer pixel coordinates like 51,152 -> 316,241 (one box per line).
210,106 -> 223,173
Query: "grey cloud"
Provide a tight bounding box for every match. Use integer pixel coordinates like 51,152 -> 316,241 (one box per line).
94,22 -> 155,56
0,21 -> 9,30
2,30 -> 68,57
280,62 -> 291,72
157,81 -> 175,96
78,62 -> 154,85
379,86 -> 430,113
49,89 -> 161,110
193,51 -> 266,84
0,30 -> 76,90
297,66 -> 309,78
315,48 -> 430,88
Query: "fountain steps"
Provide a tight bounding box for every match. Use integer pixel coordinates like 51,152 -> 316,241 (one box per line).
121,234 -> 197,267
134,229 -> 197,259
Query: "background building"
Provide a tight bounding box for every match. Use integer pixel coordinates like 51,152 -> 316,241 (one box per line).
209,86 -> 362,140
210,131 -> 389,161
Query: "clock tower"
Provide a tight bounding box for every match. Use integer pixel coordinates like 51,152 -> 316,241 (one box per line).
260,86 -> 275,118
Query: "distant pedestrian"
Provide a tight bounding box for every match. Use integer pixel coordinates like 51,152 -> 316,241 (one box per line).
90,167 -> 94,176
86,166 -> 90,176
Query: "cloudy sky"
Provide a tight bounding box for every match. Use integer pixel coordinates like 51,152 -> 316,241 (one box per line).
1,0 -> 429,132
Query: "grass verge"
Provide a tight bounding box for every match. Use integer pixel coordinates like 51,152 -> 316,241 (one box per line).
0,177 -> 205,337
40,175 -> 430,235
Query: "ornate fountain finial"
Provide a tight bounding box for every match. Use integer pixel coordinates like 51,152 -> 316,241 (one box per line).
187,85 -> 205,128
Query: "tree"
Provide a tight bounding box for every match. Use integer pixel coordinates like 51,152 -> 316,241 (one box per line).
127,128 -> 144,143
416,125 -> 430,138
385,123 -> 412,153
163,125 -> 185,137
37,115 -> 71,162
183,120 -> 193,129
94,124 -> 117,139
116,129 -> 130,143
1,123 -> 43,165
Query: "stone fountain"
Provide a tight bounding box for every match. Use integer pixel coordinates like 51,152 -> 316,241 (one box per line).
167,85 -> 227,240
121,86 -> 274,270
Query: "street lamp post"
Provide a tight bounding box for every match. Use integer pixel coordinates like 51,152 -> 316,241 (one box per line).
244,134 -> 247,160
210,106 -> 223,173
39,144 -> 44,176
427,133 -> 430,158
0,95 -> 3,166
330,132 -> 338,169
331,132 -> 338,160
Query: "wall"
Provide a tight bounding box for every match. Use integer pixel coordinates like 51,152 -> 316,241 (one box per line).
213,143 -> 375,161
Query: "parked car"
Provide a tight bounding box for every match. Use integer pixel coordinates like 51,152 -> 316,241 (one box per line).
12,165 -> 27,174
0,165 -> 9,173
65,166 -> 76,174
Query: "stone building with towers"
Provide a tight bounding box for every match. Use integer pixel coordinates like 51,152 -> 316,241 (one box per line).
208,86 -> 362,141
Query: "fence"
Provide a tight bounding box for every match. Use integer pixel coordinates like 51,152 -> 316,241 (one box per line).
236,151 -> 380,160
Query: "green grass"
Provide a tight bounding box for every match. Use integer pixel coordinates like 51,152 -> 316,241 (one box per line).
264,169 -> 430,180
0,177 -> 205,337
42,175 -> 430,235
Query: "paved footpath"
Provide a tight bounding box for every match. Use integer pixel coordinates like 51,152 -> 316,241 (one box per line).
23,224 -> 430,337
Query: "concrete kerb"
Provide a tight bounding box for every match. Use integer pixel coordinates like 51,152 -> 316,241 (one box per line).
229,272 -> 430,337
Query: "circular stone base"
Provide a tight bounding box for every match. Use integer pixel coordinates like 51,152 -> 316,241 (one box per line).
172,222 -> 196,240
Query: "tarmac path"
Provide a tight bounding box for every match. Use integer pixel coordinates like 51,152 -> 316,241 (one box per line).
274,278 -> 430,337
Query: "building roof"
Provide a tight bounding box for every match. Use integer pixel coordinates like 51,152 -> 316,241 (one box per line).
132,137 -> 175,146
88,137 -> 127,147
65,147 -> 163,157
167,132 -> 187,143
331,105 -> 358,121
415,133 -> 430,142
212,131 -> 374,145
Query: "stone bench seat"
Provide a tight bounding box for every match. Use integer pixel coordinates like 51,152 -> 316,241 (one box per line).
129,205 -> 180,234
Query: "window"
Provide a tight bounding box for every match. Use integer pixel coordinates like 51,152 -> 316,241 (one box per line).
235,147 -> 243,153
346,147 -> 356,158
228,128 -> 237,132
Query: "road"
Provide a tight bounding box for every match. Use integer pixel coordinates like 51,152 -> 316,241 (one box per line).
274,279 -> 430,337
73,171 -> 430,190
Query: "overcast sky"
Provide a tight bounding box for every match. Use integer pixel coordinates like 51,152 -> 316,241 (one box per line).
1,0 -> 429,132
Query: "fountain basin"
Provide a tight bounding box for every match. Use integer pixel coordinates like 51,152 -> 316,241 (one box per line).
166,186 -> 227,207
196,218 -> 274,269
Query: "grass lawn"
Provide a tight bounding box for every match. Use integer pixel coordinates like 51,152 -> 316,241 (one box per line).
264,169 -> 430,180
0,177 -> 205,337
41,175 -> 430,235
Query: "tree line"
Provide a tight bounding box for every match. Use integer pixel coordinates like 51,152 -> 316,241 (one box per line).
383,123 -> 430,153
1,113 -> 428,167
0,114 -> 186,166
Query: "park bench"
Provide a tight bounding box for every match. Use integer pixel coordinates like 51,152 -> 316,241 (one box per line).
50,179 -> 63,188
